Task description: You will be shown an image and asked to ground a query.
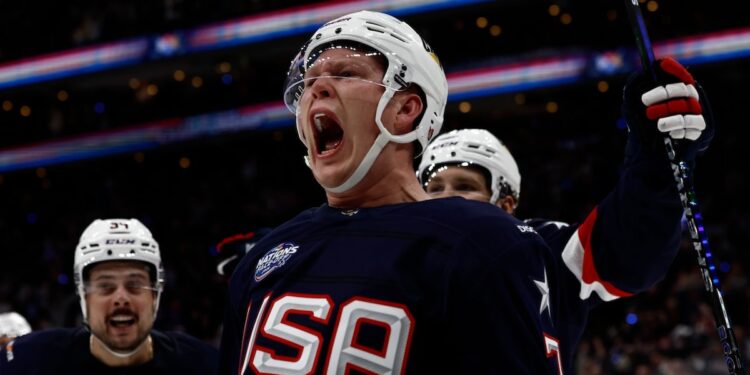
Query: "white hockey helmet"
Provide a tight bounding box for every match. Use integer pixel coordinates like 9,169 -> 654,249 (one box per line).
73,218 -> 165,322
0,312 -> 32,339
418,129 -> 521,204
283,10 -> 448,193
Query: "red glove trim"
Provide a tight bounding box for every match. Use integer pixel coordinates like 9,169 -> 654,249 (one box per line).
646,97 -> 702,120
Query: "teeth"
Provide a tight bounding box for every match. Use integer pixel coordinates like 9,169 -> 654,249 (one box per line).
111,315 -> 134,322
314,113 -> 325,132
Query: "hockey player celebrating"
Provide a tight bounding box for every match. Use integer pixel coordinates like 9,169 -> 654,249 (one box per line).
417,58 -> 712,373
0,218 -> 218,374
220,10 -> 555,374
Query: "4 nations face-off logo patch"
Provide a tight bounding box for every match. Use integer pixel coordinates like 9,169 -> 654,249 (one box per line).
254,242 -> 300,282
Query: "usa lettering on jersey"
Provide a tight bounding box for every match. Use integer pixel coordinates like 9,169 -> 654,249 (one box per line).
239,293 -> 414,375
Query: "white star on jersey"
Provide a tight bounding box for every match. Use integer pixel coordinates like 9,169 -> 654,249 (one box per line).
534,268 -> 551,318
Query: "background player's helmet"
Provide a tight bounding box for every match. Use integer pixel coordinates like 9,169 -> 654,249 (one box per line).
418,129 -> 521,204
73,218 -> 165,322
283,10 -> 448,193
0,312 -> 32,339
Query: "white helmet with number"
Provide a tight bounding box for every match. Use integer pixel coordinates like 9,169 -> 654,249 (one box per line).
73,218 -> 165,321
418,129 -> 521,204
283,10 -> 448,193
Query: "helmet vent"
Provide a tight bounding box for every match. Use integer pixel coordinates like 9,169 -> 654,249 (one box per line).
389,33 -> 407,43
364,20 -> 409,42
365,20 -> 386,28
80,243 -> 100,255
365,26 -> 386,34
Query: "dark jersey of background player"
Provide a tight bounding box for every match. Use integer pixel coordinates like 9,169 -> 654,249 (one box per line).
1,327 -> 216,375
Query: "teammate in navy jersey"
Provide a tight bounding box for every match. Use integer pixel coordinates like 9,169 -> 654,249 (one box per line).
417,57 -> 712,372
0,218 -> 218,374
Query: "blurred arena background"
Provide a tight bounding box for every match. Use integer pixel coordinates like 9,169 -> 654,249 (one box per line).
1,1 -> 748,373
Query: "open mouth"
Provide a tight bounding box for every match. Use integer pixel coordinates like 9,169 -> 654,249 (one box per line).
109,314 -> 137,328
312,112 -> 343,156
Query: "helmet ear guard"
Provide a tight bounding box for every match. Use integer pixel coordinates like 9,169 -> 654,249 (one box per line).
418,129 -> 522,205
73,218 -> 164,322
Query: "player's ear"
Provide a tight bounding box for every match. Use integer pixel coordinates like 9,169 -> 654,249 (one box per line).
392,91 -> 423,135
497,196 -> 517,215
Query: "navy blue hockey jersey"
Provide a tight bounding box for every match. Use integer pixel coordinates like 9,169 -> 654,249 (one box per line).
521,140 -> 684,372
220,139 -> 682,374
222,198 -> 573,374
0,326 -> 218,374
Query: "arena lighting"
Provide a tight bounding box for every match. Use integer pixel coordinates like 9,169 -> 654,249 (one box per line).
2,27 -> 750,172
0,0 -> 487,91
447,55 -> 588,101
187,0 -> 490,52
0,103 -> 291,173
0,39 -> 150,90
656,27 -> 750,65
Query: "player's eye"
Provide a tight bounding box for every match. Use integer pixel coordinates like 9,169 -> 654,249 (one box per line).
125,281 -> 153,295
304,78 -> 317,88
426,184 -> 444,193
456,184 -> 477,192
86,280 -> 154,296
88,282 -> 117,296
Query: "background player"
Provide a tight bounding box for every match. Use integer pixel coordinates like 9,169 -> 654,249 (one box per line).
0,218 -> 218,374
417,57 -> 712,370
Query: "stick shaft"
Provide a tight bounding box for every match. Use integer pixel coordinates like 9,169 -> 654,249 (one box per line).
623,1 -> 745,373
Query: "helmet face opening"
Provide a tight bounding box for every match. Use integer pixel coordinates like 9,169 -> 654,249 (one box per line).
418,129 -> 521,204
420,161 -> 493,193
82,260 -> 158,289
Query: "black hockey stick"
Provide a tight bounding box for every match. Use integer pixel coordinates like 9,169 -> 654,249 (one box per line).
623,1 -> 745,374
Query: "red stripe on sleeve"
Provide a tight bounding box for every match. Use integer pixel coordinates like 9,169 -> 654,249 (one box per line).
577,207 -> 634,298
